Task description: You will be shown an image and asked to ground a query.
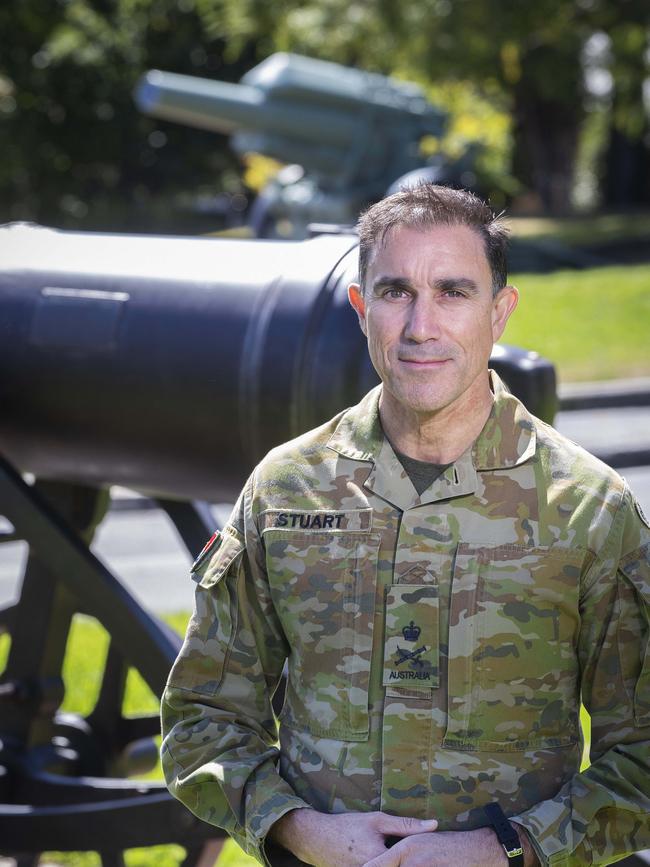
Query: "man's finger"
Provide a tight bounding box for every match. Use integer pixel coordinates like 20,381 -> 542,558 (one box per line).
363,849 -> 399,867
374,813 -> 438,837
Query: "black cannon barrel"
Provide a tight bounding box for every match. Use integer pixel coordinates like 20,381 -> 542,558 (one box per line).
0,224 -> 556,502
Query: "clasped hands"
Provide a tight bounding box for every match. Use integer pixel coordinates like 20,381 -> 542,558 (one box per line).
270,807 -> 536,867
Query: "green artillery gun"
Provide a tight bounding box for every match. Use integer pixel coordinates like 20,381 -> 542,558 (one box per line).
135,52 -> 469,238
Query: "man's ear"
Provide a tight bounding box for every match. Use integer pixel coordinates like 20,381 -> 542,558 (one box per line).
348,283 -> 367,336
491,284 -> 519,343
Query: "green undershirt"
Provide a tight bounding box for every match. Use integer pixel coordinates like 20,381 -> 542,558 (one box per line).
392,449 -> 451,496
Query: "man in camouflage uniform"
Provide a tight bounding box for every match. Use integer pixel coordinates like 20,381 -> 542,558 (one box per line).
161,185 -> 650,866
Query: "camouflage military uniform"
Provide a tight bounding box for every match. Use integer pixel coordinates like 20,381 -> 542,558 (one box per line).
161,373 -> 650,866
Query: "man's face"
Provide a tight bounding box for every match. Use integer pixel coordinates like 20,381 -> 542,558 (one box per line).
348,224 -> 518,418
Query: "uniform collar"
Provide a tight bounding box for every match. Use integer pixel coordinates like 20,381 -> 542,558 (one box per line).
326,385 -> 384,463
326,372 -> 537,511
472,372 -> 537,471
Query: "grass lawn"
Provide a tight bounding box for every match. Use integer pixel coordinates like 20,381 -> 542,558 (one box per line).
0,614 -> 593,867
502,263 -> 650,383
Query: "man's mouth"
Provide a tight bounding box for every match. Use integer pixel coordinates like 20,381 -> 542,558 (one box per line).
398,357 -> 450,367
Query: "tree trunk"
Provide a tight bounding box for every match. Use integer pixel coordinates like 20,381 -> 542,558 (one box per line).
601,27 -> 650,207
510,43 -> 584,214
603,125 -> 650,207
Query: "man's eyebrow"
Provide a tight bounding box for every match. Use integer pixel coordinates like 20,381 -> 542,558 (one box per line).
371,276 -> 413,294
435,277 -> 479,293
371,275 -> 480,294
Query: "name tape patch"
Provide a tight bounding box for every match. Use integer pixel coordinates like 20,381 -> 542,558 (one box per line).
260,508 -> 372,532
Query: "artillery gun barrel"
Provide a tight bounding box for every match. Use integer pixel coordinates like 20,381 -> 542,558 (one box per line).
135,70 -> 362,149
0,224 -> 556,503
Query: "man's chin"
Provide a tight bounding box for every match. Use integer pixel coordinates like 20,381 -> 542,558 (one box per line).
385,384 -> 454,416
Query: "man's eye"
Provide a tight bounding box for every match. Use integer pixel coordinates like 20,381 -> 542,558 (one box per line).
443,289 -> 465,298
386,288 -> 407,299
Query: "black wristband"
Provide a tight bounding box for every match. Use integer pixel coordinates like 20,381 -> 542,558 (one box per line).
483,803 -> 524,866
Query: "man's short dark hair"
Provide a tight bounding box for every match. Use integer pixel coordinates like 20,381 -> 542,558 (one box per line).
356,184 -> 509,297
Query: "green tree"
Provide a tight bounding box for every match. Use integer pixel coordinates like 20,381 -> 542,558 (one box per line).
202,0 -> 649,213
3,0 -> 647,224
0,0 -> 252,230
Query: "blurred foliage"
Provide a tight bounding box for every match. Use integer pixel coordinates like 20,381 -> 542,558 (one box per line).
0,0 -> 253,230
421,80 -> 516,210
0,0 -> 648,229
198,0 -> 650,212
241,152 -> 285,193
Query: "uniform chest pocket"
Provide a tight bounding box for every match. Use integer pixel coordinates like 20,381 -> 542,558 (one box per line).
264,529 -> 381,740
445,543 -> 584,752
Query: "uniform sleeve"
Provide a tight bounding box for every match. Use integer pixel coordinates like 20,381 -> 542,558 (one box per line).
512,485 -> 650,866
160,477 -> 310,865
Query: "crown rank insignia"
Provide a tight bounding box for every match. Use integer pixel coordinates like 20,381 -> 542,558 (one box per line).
402,620 -> 421,642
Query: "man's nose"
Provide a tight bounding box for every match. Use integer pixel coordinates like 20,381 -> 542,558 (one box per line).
403,296 -> 442,342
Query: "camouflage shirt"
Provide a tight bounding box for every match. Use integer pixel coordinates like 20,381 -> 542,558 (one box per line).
161,373 -> 650,866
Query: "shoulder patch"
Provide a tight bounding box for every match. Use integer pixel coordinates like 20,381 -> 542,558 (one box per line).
634,497 -> 650,529
193,531 -> 245,589
191,531 -> 221,572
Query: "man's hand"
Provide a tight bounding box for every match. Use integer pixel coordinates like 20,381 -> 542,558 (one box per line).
269,808 -> 438,867
361,823 -> 540,867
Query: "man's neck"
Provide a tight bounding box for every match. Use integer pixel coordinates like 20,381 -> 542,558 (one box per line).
379,380 -> 494,465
